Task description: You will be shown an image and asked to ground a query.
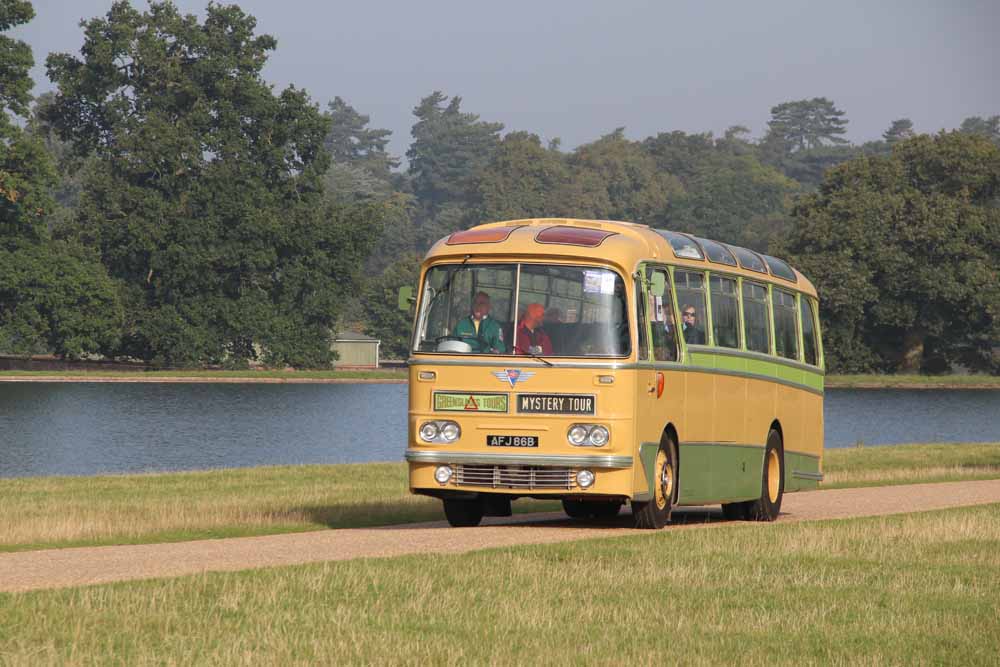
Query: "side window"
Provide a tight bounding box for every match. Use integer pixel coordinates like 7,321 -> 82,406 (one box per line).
636,277 -> 649,361
647,267 -> 677,362
742,281 -> 770,354
709,275 -> 739,349
773,289 -> 798,360
674,270 -> 707,346
801,297 -> 819,366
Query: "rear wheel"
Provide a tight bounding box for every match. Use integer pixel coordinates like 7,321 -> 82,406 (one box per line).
443,498 -> 484,527
747,429 -> 784,521
632,436 -> 677,529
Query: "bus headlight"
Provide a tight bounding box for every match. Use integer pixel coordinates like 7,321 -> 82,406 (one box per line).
434,465 -> 453,484
419,422 -> 439,442
588,426 -> 609,447
568,425 -> 590,446
567,424 -> 610,447
576,469 -> 595,488
440,422 -> 461,442
419,420 -> 461,444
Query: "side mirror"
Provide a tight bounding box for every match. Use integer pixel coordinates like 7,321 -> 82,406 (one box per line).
397,285 -> 415,311
649,272 -> 666,297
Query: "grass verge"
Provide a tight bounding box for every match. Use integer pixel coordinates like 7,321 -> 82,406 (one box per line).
2,443 -> 998,554
1,504 -> 998,665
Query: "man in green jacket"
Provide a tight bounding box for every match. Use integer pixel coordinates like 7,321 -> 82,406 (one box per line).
452,291 -> 506,353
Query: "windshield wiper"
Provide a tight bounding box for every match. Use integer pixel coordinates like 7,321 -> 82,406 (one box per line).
513,345 -> 554,367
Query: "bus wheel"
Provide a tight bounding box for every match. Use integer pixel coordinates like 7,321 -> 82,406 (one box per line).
632,437 -> 677,529
748,429 -> 784,521
443,497 -> 484,527
562,499 -> 591,519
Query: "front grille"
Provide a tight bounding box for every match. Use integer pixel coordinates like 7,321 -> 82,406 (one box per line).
455,465 -> 575,490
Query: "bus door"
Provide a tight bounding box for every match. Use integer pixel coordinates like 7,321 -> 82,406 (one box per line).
633,266 -> 682,496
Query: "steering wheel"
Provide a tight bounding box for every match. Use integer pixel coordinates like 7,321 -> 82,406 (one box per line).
434,335 -> 471,344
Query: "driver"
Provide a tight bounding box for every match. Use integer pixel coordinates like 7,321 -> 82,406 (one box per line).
452,291 -> 506,353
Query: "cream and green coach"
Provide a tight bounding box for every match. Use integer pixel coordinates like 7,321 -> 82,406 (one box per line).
403,218 -> 823,528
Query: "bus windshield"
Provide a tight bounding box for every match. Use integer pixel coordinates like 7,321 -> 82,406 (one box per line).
413,263 -> 630,358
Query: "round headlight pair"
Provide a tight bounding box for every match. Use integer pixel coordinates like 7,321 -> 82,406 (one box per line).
418,420 -> 461,444
567,424 -> 610,447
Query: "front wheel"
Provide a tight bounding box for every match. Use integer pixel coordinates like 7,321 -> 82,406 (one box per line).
748,429 -> 784,521
632,436 -> 677,529
443,498 -> 484,527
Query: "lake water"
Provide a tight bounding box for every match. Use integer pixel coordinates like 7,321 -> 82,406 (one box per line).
0,383 -> 997,478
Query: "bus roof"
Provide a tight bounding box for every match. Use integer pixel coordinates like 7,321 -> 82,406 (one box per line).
423,218 -> 818,298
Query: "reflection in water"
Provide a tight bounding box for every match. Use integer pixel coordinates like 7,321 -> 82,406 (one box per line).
1,384 -> 998,478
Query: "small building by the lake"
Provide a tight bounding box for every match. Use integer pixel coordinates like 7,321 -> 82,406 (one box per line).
332,332 -> 381,369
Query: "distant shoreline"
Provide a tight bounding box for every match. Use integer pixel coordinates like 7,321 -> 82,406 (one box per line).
0,371 -> 997,389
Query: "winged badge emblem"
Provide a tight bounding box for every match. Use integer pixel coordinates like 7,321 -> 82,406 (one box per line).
492,369 -> 535,387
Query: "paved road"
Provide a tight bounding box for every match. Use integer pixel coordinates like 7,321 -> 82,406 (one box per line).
3,479 -> 999,593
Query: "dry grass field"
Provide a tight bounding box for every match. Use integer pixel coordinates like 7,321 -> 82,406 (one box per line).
1,503 -> 997,665
2,443 -> 998,552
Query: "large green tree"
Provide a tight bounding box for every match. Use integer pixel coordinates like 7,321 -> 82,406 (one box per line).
785,132 -> 1000,373
44,1 -> 383,367
0,0 -> 120,358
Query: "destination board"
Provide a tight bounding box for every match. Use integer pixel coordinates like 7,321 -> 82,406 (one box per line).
517,393 -> 596,415
433,392 -> 508,413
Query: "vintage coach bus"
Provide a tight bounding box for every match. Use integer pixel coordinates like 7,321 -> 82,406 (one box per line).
403,218 -> 824,528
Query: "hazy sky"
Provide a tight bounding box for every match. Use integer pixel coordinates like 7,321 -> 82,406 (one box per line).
13,1 -> 1000,159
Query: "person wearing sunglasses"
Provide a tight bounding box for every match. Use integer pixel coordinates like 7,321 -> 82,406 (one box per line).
681,304 -> 705,345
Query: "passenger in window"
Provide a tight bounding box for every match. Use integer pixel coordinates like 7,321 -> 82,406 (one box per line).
652,309 -> 677,361
514,303 -> 553,356
681,304 -> 706,345
452,291 -> 506,353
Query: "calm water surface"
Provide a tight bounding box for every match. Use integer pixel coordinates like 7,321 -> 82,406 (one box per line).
1,383 -> 997,478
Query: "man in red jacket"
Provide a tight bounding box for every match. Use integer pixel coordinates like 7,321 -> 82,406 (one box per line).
514,302 -> 554,356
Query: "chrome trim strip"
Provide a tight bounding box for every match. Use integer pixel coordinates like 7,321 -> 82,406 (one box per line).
792,470 -> 824,481
686,344 -> 825,375
405,450 -> 633,468
408,358 -> 640,370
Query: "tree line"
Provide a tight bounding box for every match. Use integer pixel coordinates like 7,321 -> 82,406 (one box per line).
2,1 -> 998,373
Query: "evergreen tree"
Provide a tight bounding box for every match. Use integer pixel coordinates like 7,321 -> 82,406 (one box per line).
766,97 -> 849,152
324,97 -> 398,180
44,2 -> 384,367
883,118 -> 915,144
406,91 -> 503,210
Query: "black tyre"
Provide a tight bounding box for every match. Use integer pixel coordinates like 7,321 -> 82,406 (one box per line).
443,498 -> 484,527
632,435 -> 677,529
747,429 -> 784,521
561,498 -> 592,519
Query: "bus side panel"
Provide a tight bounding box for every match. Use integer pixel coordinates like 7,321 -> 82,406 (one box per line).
744,375 -> 777,449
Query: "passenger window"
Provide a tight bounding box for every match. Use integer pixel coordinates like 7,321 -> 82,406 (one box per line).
773,289 -> 798,360
801,297 -> 818,366
710,276 -> 740,349
647,267 -> 677,362
674,270 -> 707,346
742,281 -> 770,354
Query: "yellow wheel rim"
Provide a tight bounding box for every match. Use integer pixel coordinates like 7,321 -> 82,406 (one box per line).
654,449 -> 674,510
767,449 -> 780,503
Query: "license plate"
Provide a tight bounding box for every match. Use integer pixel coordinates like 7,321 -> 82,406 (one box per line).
487,435 -> 538,448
